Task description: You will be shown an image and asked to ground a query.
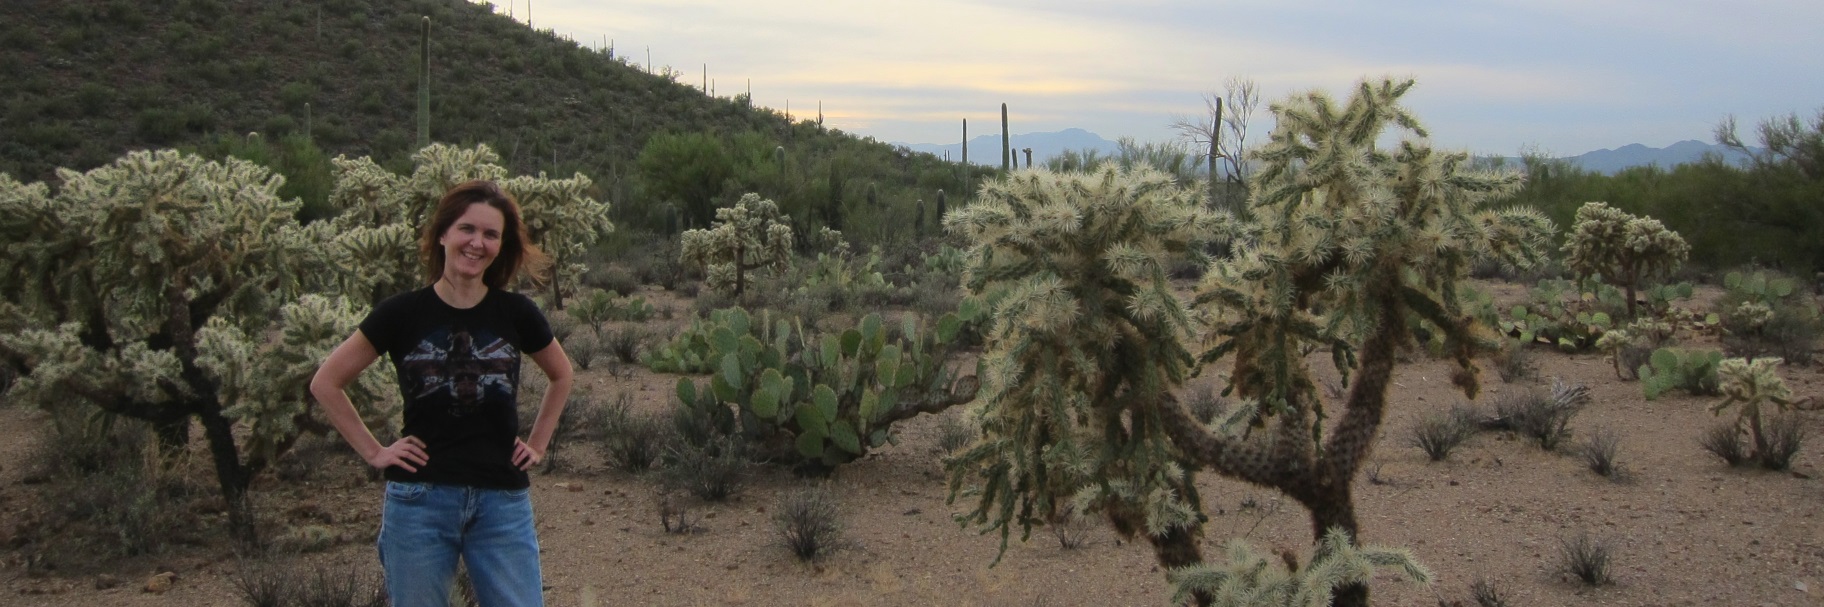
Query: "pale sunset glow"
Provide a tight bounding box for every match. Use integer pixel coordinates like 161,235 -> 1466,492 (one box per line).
483,0 -> 1824,155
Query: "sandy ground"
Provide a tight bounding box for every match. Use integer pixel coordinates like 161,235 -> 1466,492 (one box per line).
2,281 -> 1821,607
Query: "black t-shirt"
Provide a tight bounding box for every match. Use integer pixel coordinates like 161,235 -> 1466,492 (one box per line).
359,286 -> 554,489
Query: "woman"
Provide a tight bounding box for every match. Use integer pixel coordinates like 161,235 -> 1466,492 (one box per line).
311,179 -> 573,607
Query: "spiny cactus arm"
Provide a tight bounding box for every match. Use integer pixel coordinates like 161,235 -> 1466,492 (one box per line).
880,374 -> 979,427
1155,394 -> 1292,488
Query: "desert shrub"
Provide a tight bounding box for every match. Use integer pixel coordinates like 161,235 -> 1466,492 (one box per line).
234,560 -> 387,607
1049,506 -> 1094,550
655,492 -> 701,534
35,419 -> 209,559
1183,383 -> 1227,424
935,414 -> 976,454
1559,531 -> 1614,586
547,313 -> 578,344
661,436 -> 750,501
1408,411 -> 1471,462
1757,413 -> 1811,471
775,484 -> 848,562
1578,427 -> 1626,481
273,525 -> 336,553
566,331 -> 602,370
1699,421 -> 1751,467
1490,340 -> 1537,383
604,404 -> 673,474
601,325 -> 646,364
590,264 -> 641,297
690,287 -> 737,318
1469,577 -> 1510,607
1492,380 -> 1588,451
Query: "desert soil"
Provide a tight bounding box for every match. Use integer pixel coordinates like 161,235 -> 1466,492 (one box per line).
1,280 -> 1820,607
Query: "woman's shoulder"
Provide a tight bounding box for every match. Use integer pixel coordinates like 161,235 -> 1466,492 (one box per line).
487,289 -> 546,315
372,286 -> 437,314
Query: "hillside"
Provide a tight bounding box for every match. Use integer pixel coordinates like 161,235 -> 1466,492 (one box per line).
0,0 -> 963,236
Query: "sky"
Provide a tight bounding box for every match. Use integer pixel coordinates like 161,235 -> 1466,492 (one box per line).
483,0 -> 1824,157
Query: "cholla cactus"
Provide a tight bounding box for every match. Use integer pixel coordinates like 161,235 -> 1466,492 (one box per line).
948,78 -> 1552,607
1562,201 -> 1689,319
680,193 -> 793,296
1175,80 -> 1547,604
503,170 -> 614,308
1712,357 -> 1812,467
944,163 -> 1239,567
0,150 -> 337,544
1167,527 -> 1430,607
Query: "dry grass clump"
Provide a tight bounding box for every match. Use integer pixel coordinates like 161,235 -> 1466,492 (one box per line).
1578,426 -> 1628,481
775,484 -> 849,562
1407,411 -> 1472,462
233,560 -> 386,607
1491,379 -> 1588,451
1559,531 -> 1615,586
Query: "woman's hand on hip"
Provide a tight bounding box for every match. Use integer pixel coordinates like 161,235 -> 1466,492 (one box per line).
512,438 -> 543,471
368,436 -> 429,472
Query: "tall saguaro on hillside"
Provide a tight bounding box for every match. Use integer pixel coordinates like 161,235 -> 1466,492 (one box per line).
1000,103 -> 1010,172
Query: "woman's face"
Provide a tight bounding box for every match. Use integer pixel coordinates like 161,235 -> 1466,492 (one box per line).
438,202 -> 506,282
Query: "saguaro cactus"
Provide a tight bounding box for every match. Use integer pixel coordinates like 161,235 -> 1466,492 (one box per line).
680,193 -> 794,296
1001,103 -> 1010,172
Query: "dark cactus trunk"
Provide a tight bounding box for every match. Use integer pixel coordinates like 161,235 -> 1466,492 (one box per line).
198,404 -> 258,549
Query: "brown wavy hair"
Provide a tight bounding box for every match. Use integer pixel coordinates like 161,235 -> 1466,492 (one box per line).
420,179 -> 549,289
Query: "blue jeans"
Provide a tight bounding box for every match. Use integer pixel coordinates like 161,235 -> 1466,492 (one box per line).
378,482 -> 543,607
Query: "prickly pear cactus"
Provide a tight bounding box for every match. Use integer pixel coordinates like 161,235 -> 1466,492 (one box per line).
662,304 -> 983,471
680,193 -> 793,296
1639,347 -> 1724,399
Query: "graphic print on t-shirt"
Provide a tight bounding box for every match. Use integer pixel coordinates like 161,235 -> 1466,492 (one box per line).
399,327 -> 518,417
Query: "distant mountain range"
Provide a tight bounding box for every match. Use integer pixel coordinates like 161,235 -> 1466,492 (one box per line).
1529,140 -> 1757,174
899,130 -> 1757,175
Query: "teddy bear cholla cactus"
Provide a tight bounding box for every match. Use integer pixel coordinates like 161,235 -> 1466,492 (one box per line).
1711,357 -> 1815,469
680,193 -> 793,297
945,78 -> 1553,607
1562,201 -> 1689,319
